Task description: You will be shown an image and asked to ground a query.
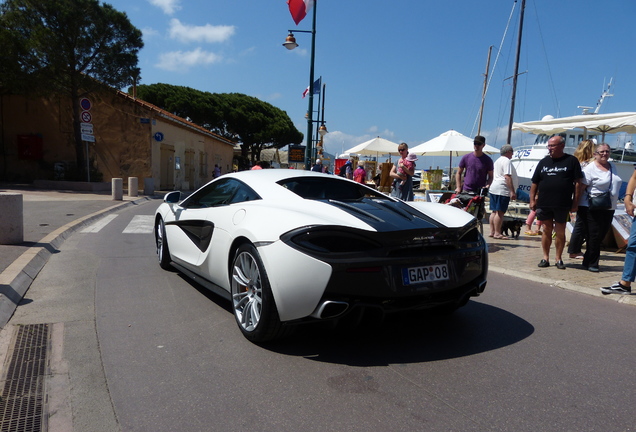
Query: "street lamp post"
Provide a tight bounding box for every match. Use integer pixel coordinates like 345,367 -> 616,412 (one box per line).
283,1 -> 318,170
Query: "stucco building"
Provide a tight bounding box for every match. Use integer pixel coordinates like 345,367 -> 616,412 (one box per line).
0,88 -> 235,191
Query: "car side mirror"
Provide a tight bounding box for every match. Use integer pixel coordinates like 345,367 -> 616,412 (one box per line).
164,191 -> 181,204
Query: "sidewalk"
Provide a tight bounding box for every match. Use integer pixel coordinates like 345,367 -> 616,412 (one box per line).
0,184 -> 156,327
486,226 -> 636,306
0,185 -> 634,329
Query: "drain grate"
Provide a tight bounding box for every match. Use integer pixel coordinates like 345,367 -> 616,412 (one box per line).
0,324 -> 49,432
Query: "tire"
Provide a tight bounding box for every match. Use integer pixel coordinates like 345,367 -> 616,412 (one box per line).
231,243 -> 286,343
156,218 -> 172,270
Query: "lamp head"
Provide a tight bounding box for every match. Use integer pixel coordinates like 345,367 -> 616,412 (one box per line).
318,124 -> 328,137
283,33 -> 298,50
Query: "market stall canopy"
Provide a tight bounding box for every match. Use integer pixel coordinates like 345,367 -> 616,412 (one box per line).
512,112 -> 636,140
345,136 -> 401,156
410,130 -> 498,155
409,130 -> 498,168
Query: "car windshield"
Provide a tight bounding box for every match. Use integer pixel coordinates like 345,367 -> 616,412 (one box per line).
278,177 -> 389,201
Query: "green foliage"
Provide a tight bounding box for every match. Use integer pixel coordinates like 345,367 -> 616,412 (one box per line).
0,0 -> 143,95
0,0 -> 143,179
135,84 -> 303,161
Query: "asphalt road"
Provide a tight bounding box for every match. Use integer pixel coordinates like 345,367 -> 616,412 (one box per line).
5,200 -> 636,432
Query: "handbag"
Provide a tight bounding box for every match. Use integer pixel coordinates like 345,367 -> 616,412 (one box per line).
588,191 -> 612,210
588,165 -> 613,210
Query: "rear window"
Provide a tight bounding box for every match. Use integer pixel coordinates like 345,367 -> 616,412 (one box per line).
278,177 -> 388,201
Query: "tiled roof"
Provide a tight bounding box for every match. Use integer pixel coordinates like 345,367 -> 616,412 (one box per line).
116,89 -> 235,147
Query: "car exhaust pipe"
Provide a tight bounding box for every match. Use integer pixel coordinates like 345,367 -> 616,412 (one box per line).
310,300 -> 349,319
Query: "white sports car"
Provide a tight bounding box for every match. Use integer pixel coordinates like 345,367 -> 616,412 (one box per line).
154,170 -> 487,342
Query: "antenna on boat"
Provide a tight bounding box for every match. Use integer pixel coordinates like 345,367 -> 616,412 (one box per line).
578,78 -> 613,115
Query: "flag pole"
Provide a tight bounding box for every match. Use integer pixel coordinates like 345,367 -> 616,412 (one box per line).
304,1 -> 317,170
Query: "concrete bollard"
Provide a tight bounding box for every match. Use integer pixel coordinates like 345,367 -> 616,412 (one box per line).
112,178 -> 123,200
128,177 -> 138,197
144,177 -> 154,196
0,193 -> 24,244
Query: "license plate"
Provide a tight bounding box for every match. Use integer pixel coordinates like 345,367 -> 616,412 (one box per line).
402,263 -> 449,285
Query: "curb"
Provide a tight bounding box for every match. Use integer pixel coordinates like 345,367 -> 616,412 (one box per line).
489,265 -> 636,306
0,197 -> 151,328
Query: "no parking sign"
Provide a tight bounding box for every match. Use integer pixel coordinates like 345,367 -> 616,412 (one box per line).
81,111 -> 92,123
80,98 -> 92,111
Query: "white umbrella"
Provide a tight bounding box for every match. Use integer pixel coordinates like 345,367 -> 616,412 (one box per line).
409,130 -> 498,168
512,112 -> 636,141
345,136 -> 401,157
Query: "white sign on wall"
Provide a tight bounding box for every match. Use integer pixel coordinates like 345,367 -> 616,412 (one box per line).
80,123 -> 94,134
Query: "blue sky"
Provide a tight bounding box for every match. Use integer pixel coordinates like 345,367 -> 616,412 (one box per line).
105,0 -> 636,168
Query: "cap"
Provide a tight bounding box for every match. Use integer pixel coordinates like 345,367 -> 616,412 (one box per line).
315,158 -> 321,163
406,153 -> 418,162
474,135 -> 486,145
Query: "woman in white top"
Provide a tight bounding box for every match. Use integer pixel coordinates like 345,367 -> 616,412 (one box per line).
568,139 -> 595,259
579,143 -> 622,272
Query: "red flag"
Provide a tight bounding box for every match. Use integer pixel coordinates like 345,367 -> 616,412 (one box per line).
287,0 -> 314,25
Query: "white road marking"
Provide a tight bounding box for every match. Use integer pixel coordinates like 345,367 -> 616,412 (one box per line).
122,215 -> 154,234
81,214 -> 118,233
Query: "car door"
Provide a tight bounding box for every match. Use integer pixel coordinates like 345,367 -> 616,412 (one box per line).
166,179 -> 242,269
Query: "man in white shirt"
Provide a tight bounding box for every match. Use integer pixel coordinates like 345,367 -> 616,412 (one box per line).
488,144 -> 517,239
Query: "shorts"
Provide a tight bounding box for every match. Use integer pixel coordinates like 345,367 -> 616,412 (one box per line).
489,193 -> 510,212
536,207 -> 569,224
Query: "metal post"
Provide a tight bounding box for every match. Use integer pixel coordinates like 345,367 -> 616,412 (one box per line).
507,0 -> 525,145
304,1 -> 317,170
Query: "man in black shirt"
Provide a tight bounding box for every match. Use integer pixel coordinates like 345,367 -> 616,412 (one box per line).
530,135 -> 583,269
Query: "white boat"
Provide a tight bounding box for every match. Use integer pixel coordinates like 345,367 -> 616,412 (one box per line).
510,80 -> 636,202
511,131 -> 636,202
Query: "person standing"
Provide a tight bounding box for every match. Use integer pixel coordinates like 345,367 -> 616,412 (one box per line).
390,142 -> 416,201
346,157 -> 355,179
339,158 -> 353,178
213,164 -> 221,178
601,169 -> 636,294
455,135 -> 494,194
353,161 -> 366,184
567,139 -> 595,259
579,143 -> 622,272
488,144 -> 518,239
529,135 -> 583,269
311,158 -> 324,172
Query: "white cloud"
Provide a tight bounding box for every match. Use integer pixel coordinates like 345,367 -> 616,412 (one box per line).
148,0 -> 181,15
168,19 -> 235,44
141,27 -> 160,38
156,48 -> 222,72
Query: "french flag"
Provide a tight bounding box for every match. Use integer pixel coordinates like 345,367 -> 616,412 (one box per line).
287,0 -> 314,25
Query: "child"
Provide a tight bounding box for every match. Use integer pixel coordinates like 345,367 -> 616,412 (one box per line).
525,209 -> 541,236
399,153 -> 417,185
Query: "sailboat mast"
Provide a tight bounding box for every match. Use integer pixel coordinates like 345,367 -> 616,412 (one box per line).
478,46 -> 493,136
506,0 -> 526,145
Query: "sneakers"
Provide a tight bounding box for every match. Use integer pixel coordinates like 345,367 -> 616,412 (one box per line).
600,282 -> 632,295
556,260 -> 566,270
